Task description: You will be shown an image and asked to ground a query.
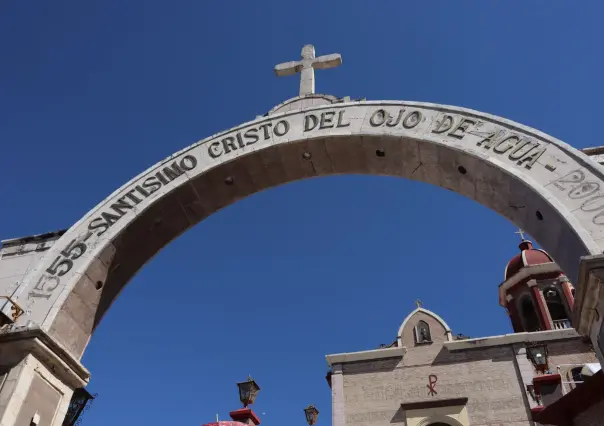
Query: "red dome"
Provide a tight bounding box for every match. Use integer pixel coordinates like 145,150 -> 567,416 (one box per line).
504,240 -> 554,280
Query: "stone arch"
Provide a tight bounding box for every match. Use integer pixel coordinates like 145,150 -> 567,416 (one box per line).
9,100 -> 604,358
518,293 -> 542,332
543,284 -> 571,322
417,415 -> 465,426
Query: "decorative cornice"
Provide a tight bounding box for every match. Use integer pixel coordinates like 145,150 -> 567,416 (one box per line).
573,254 -> 604,336
401,397 -> 468,411
1,229 -> 67,247
444,329 -> 579,351
325,330 -> 581,365
325,346 -> 406,367
498,263 -> 561,306
0,326 -> 90,387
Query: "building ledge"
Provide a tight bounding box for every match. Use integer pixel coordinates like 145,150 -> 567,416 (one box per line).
572,254 -> 604,337
1,229 -> 67,248
444,329 -> 579,351
582,146 -> 604,156
498,262 -> 561,305
1,229 -> 67,258
582,146 -> 604,165
326,330 -> 580,364
325,345 -> 406,366
0,325 -> 90,388
534,370 -> 604,425
401,397 -> 468,411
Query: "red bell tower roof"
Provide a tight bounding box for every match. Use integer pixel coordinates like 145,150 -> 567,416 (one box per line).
504,239 -> 554,280
499,230 -> 575,334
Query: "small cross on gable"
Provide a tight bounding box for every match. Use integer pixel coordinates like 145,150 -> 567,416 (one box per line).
274,44 -> 342,96
414,299 -> 423,309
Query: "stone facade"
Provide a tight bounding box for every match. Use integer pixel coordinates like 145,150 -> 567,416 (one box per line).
0,328 -> 88,426
328,309 -> 599,426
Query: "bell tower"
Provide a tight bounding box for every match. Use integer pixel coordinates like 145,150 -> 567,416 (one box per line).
499,231 -> 575,332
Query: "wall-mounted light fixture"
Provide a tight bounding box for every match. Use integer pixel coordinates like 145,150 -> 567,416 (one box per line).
526,343 -> 549,373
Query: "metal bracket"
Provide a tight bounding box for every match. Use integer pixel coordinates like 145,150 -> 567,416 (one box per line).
0,296 -> 24,323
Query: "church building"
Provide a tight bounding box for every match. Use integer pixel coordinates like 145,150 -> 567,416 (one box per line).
325,237 -> 604,426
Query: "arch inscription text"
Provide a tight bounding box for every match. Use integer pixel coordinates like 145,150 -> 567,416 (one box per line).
13,101 -> 604,329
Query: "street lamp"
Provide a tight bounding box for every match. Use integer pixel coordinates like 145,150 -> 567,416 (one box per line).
526,343 -> 549,373
237,376 -> 261,408
62,388 -> 96,426
304,405 -> 319,426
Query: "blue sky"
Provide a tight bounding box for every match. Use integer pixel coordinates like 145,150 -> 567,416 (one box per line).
1,1 -> 603,425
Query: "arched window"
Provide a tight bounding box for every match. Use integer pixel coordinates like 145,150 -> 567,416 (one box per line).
414,320 -> 432,344
544,286 -> 569,323
428,423 -> 451,426
519,295 -> 541,332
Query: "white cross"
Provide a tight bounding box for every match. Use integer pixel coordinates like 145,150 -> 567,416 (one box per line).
515,229 -> 527,240
274,45 -> 342,97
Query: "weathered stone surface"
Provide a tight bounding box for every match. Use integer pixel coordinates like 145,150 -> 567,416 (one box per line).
4,100 -> 604,362
328,304 -> 600,426
338,339 -> 597,426
342,349 -> 528,425
0,336 -> 87,426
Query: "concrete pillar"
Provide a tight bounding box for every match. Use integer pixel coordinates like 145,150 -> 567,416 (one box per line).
528,280 -> 552,331
590,291 -> 604,366
505,295 -> 524,332
331,364 -> 345,426
0,327 -> 89,426
560,278 -> 575,312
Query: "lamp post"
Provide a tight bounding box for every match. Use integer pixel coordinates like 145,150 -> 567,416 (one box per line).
62,388 -> 96,426
236,376 -> 261,408
229,377 -> 262,426
304,405 -> 319,426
